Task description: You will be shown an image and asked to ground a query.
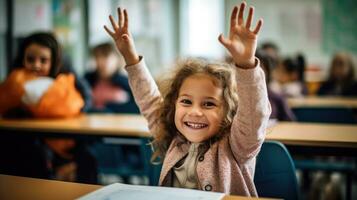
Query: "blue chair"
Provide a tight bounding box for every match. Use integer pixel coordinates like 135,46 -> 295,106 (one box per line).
292,107 -> 356,124
254,141 -> 299,200
91,137 -> 157,185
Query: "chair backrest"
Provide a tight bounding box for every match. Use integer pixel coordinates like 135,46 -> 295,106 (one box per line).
292,107 -> 356,124
254,141 -> 299,200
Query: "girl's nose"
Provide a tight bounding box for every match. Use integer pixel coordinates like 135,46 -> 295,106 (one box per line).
32,61 -> 41,72
188,106 -> 203,116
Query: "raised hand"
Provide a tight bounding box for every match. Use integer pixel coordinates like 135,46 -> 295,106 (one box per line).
219,2 -> 263,68
104,8 -> 139,66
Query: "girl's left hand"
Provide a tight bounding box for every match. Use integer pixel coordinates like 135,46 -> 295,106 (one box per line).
219,2 -> 263,69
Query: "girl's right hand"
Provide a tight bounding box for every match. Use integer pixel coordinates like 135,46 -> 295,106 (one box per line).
104,8 -> 140,66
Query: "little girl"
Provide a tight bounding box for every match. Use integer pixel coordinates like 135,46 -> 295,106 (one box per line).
0,32 -> 85,117
0,32 -> 97,184
105,2 -> 270,196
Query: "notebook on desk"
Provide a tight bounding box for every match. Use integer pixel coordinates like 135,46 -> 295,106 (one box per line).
77,183 -> 225,200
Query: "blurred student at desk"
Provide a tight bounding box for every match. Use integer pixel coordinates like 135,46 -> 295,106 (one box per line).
84,42 -> 139,114
269,55 -> 308,98
256,50 -> 296,121
318,52 -> 357,97
0,32 -> 97,184
84,42 -> 141,184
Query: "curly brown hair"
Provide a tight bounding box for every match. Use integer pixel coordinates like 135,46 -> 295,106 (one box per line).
150,58 -> 239,163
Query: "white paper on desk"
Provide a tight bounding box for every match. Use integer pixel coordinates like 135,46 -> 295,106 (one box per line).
77,183 -> 225,200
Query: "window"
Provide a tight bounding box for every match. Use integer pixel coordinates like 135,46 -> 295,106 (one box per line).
180,0 -> 224,59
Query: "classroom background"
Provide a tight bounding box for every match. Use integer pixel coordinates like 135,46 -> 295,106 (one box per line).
0,0 -> 356,82
0,0 -> 356,200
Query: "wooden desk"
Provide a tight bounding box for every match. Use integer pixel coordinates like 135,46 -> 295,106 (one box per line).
0,114 -> 150,137
0,174 -> 100,200
1,115 -> 356,149
0,174 -> 275,200
287,96 -> 357,108
266,122 -> 357,148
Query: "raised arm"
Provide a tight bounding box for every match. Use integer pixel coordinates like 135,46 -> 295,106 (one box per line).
219,2 -> 270,162
104,8 -> 163,134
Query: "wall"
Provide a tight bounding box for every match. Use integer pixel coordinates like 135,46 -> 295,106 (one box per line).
225,0 -> 357,80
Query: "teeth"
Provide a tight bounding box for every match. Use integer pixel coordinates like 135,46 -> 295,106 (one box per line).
185,122 -> 207,129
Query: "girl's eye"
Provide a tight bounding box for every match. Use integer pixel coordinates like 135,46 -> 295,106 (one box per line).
203,101 -> 216,108
180,99 -> 192,105
41,58 -> 49,64
26,56 -> 35,63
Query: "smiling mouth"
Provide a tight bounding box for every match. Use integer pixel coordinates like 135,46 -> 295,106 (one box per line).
184,122 -> 208,129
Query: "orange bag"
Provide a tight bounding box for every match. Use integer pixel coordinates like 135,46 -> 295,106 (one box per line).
0,69 -> 37,114
28,74 -> 84,118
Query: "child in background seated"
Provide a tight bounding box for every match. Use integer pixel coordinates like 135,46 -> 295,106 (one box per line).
0,32 -> 97,184
105,2 -> 270,196
256,50 -> 296,121
85,42 -> 139,113
0,33 -> 87,117
318,52 -> 357,96
261,41 -> 280,66
270,56 -> 307,98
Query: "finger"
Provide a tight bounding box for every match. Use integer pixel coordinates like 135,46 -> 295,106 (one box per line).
253,18 -> 263,34
109,15 -> 119,30
123,9 -> 129,29
218,34 -> 229,47
230,6 -> 238,28
237,2 -> 246,25
104,25 -> 115,37
245,6 -> 254,29
118,7 -> 124,28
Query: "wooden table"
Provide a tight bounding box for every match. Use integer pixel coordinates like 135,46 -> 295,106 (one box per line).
0,174 -> 276,200
266,122 -> 357,148
0,114 -> 150,137
287,96 -> 357,108
1,114 -> 357,149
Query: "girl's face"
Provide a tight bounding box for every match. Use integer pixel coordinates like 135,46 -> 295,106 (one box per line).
95,53 -> 119,79
175,73 -> 224,143
274,64 -> 297,84
331,58 -> 350,80
23,43 -> 52,76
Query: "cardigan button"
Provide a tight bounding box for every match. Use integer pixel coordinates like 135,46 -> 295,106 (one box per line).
204,184 -> 212,191
198,155 -> 204,162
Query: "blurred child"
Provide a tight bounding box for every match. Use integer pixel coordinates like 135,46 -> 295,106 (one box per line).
256,50 -> 296,121
270,56 -> 307,98
261,41 -> 280,65
85,42 -> 139,113
0,33 -> 84,117
318,52 -> 357,96
0,32 -> 97,184
105,2 -> 270,196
